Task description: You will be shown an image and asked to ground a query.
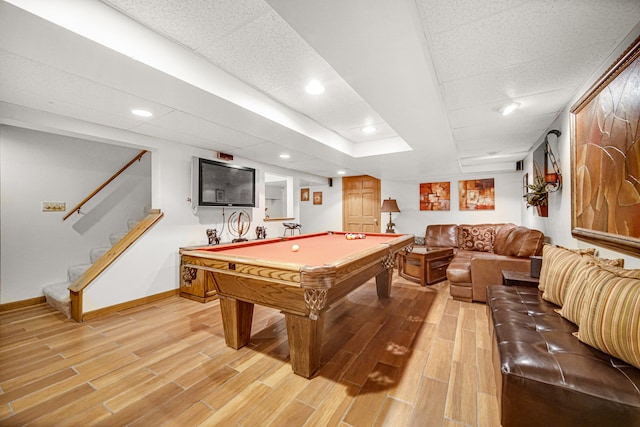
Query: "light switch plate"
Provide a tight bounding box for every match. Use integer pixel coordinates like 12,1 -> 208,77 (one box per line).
42,202 -> 66,212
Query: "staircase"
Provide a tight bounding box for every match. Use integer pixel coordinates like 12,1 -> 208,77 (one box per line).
43,213 -> 146,318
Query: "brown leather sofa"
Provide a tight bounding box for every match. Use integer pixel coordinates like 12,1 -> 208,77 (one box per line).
424,223 -> 544,302
487,285 -> 640,427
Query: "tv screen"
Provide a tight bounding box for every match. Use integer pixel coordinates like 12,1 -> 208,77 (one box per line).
197,158 -> 256,207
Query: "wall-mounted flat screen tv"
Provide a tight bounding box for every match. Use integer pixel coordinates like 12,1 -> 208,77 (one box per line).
197,158 -> 256,207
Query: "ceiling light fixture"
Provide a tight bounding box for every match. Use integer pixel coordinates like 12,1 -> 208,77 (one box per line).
361,126 -> 376,134
497,102 -> 520,116
337,170 -> 346,175
279,153 -> 290,159
131,109 -> 152,117
305,80 -> 325,95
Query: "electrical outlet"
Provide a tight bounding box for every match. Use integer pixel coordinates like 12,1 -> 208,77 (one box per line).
42,202 -> 66,212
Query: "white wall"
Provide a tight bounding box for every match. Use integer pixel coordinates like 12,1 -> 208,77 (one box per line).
4,19 -> 640,309
520,28 -> 640,270
299,179 -> 342,233
382,172 -> 524,237
298,172 -> 524,238
521,111 -> 639,269
3,114 -> 637,310
0,123 -> 324,307
0,126 -> 151,303
82,138 -> 327,312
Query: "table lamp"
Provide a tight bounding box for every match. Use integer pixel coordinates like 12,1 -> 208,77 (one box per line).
380,198 -> 400,233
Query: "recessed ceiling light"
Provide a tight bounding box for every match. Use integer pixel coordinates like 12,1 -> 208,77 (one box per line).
361,126 -> 377,134
131,109 -> 152,117
279,153 -> 290,159
497,102 -> 520,116
305,80 -> 325,95
337,170 -> 346,175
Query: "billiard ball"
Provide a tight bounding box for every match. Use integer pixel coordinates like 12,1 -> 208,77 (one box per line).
291,244 -> 300,252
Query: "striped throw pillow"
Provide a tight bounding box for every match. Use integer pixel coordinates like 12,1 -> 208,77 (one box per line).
540,245 -> 622,307
578,268 -> 640,370
537,245 -> 595,293
591,265 -> 640,279
560,262 -> 613,325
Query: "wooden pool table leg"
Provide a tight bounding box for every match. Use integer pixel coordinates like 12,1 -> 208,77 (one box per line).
375,266 -> 394,298
219,296 -> 254,349
285,312 -> 325,378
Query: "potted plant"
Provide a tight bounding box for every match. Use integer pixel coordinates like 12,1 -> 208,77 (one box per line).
523,175 -> 548,216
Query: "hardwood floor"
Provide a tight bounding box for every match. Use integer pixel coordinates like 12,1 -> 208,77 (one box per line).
0,276 -> 500,426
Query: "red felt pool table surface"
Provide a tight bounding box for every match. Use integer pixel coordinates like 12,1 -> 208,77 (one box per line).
190,231 -> 400,266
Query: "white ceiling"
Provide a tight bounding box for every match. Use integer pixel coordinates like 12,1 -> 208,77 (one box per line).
1,0 -> 639,182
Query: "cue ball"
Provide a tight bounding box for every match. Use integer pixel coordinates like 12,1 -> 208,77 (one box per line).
291,244 -> 300,252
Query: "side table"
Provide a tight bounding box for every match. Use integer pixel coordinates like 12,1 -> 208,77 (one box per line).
398,247 -> 454,286
502,270 -> 539,287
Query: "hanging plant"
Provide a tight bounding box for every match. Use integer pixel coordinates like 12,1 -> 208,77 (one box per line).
523,175 -> 548,207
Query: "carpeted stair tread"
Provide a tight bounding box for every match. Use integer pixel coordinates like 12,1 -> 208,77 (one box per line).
43,282 -> 71,318
90,247 -> 110,263
44,209 -> 149,318
109,232 -> 127,246
68,263 -> 91,282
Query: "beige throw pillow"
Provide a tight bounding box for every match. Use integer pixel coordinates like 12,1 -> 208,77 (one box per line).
537,245 -> 595,292
577,267 -> 640,370
539,245 -> 622,307
560,262 -> 612,325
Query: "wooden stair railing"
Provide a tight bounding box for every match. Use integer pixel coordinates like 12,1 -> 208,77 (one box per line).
63,150 -> 149,221
69,209 -> 164,322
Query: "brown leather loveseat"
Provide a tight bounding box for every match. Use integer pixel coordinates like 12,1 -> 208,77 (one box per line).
424,223 -> 544,302
486,245 -> 640,426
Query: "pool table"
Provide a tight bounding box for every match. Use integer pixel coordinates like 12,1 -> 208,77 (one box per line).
179,231 -> 413,377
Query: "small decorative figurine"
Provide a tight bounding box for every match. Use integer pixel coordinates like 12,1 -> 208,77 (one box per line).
206,228 -> 220,245
256,226 -> 267,240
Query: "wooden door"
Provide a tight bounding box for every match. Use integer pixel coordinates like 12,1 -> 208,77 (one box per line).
342,175 -> 381,232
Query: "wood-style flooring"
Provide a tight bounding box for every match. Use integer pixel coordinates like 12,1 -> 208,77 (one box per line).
0,276 -> 500,426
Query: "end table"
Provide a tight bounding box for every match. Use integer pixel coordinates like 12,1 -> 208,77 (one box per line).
501,270 -> 539,287
398,247 -> 454,286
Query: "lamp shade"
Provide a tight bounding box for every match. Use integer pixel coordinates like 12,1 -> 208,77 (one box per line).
380,198 -> 400,213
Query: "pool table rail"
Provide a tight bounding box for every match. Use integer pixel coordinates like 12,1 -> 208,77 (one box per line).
181,252 -> 303,283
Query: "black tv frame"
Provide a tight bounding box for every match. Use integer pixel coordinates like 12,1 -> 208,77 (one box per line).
197,158 -> 256,208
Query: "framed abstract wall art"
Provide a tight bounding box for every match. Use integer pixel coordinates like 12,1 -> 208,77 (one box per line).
570,36 -> 640,255
419,182 -> 450,210
313,191 -> 323,205
458,178 -> 495,210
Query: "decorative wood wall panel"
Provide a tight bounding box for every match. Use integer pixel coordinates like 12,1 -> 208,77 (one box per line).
570,36 -> 640,255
